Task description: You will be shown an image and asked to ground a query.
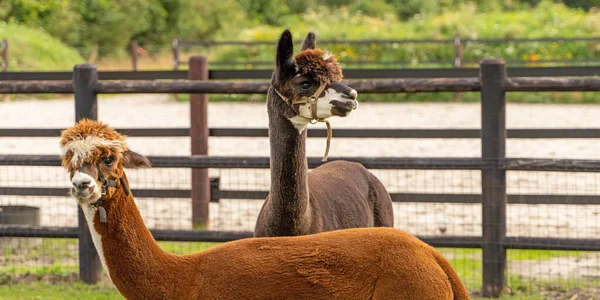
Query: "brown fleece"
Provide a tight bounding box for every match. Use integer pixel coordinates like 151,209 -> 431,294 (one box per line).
60,119 -> 469,300
60,118 -> 128,169
295,49 -> 343,84
60,119 -> 126,148
433,250 -> 472,299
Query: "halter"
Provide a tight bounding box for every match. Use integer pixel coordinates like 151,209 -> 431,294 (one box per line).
272,82 -> 333,162
89,165 -> 130,223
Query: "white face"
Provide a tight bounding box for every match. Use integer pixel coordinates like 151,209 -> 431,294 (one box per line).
62,136 -> 126,205
288,85 -> 358,133
296,87 -> 358,120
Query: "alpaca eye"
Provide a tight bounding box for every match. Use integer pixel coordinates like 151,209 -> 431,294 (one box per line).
103,157 -> 114,165
299,82 -> 312,90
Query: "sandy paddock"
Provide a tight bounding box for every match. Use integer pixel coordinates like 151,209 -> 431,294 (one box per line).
1,95 -> 599,281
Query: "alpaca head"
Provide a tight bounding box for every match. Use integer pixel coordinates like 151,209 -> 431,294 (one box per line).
60,119 -> 151,205
272,30 -> 358,125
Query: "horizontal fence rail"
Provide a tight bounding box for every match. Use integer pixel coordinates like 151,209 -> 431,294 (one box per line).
0,225 -> 252,242
3,77 -> 600,94
1,66 -> 599,81
197,58 -> 600,67
3,186 -> 600,206
507,77 -> 600,91
1,225 -> 599,251
172,36 -> 600,71
179,36 -> 600,46
7,128 -> 600,139
5,155 -> 600,172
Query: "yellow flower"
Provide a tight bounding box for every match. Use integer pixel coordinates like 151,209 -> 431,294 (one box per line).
529,54 -> 540,62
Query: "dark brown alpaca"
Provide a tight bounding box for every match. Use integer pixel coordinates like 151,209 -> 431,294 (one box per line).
254,30 -> 394,237
61,119 -> 470,300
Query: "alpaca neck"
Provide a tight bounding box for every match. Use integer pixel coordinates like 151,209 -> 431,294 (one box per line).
82,174 -> 180,298
267,94 -> 312,235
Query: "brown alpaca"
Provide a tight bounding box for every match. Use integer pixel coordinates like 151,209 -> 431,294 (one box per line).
62,119 -> 470,300
254,30 -> 394,237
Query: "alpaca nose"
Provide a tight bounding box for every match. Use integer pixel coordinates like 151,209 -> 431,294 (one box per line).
349,99 -> 358,109
73,179 -> 91,191
348,89 -> 358,100
72,172 -> 93,191
344,89 -> 358,109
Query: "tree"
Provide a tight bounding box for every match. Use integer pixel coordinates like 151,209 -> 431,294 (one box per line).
236,0 -> 291,25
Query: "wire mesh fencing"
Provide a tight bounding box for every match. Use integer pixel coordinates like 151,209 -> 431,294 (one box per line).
1,161 -> 598,295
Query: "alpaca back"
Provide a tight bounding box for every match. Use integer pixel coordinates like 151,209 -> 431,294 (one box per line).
307,160 -> 393,231
196,227 -> 469,300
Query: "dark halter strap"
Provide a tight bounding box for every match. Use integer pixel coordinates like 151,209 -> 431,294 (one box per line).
90,166 -> 130,223
271,82 -> 333,162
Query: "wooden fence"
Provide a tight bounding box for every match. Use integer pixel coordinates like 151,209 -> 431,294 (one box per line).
2,36 -> 598,72
167,36 -> 600,69
1,58 -> 600,297
2,65 -> 599,82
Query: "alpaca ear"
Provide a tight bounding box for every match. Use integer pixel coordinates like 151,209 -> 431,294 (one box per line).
121,150 -> 152,169
301,31 -> 316,50
276,29 -> 296,77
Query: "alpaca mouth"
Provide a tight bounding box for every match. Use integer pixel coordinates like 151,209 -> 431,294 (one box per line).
330,99 -> 357,117
71,187 -> 100,204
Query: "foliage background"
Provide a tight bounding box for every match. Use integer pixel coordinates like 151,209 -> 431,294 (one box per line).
0,0 -> 598,103
0,0 -> 597,62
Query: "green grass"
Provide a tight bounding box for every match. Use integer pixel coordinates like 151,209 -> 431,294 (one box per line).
0,275 -> 594,300
438,248 -> 591,294
0,23 -> 85,101
0,282 -> 123,300
1,265 -> 79,277
0,23 -> 84,71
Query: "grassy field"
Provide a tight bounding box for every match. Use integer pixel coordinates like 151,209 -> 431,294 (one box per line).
1,238 -> 598,299
0,23 -> 84,71
0,281 -> 583,300
2,280 -> 598,300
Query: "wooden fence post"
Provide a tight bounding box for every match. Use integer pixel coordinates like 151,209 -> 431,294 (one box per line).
1,39 -> 7,72
73,64 -> 102,284
172,38 -> 181,100
172,38 -> 180,71
480,59 -> 507,298
189,56 -> 210,229
454,35 -> 463,68
131,41 -> 139,71
454,35 -> 464,101
1,39 -> 7,101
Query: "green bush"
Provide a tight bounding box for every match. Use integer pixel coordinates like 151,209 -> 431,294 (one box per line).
237,0 -> 291,25
0,0 -> 251,57
208,1 -> 599,67
2,0 -> 155,56
0,0 -> 81,48
348,0 -> 397,18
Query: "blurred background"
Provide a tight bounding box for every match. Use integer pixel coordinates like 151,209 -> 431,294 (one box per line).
0,1 -> 599,299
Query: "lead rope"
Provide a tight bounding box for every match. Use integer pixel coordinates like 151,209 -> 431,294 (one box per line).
273,83 -> 333,162
322,119 -> 332,161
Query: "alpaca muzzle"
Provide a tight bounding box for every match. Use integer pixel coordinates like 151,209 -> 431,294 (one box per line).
71,171 -> 100,203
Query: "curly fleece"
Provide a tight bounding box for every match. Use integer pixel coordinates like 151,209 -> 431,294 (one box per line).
60,119 -> 128,169
294,49 -> 343,83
